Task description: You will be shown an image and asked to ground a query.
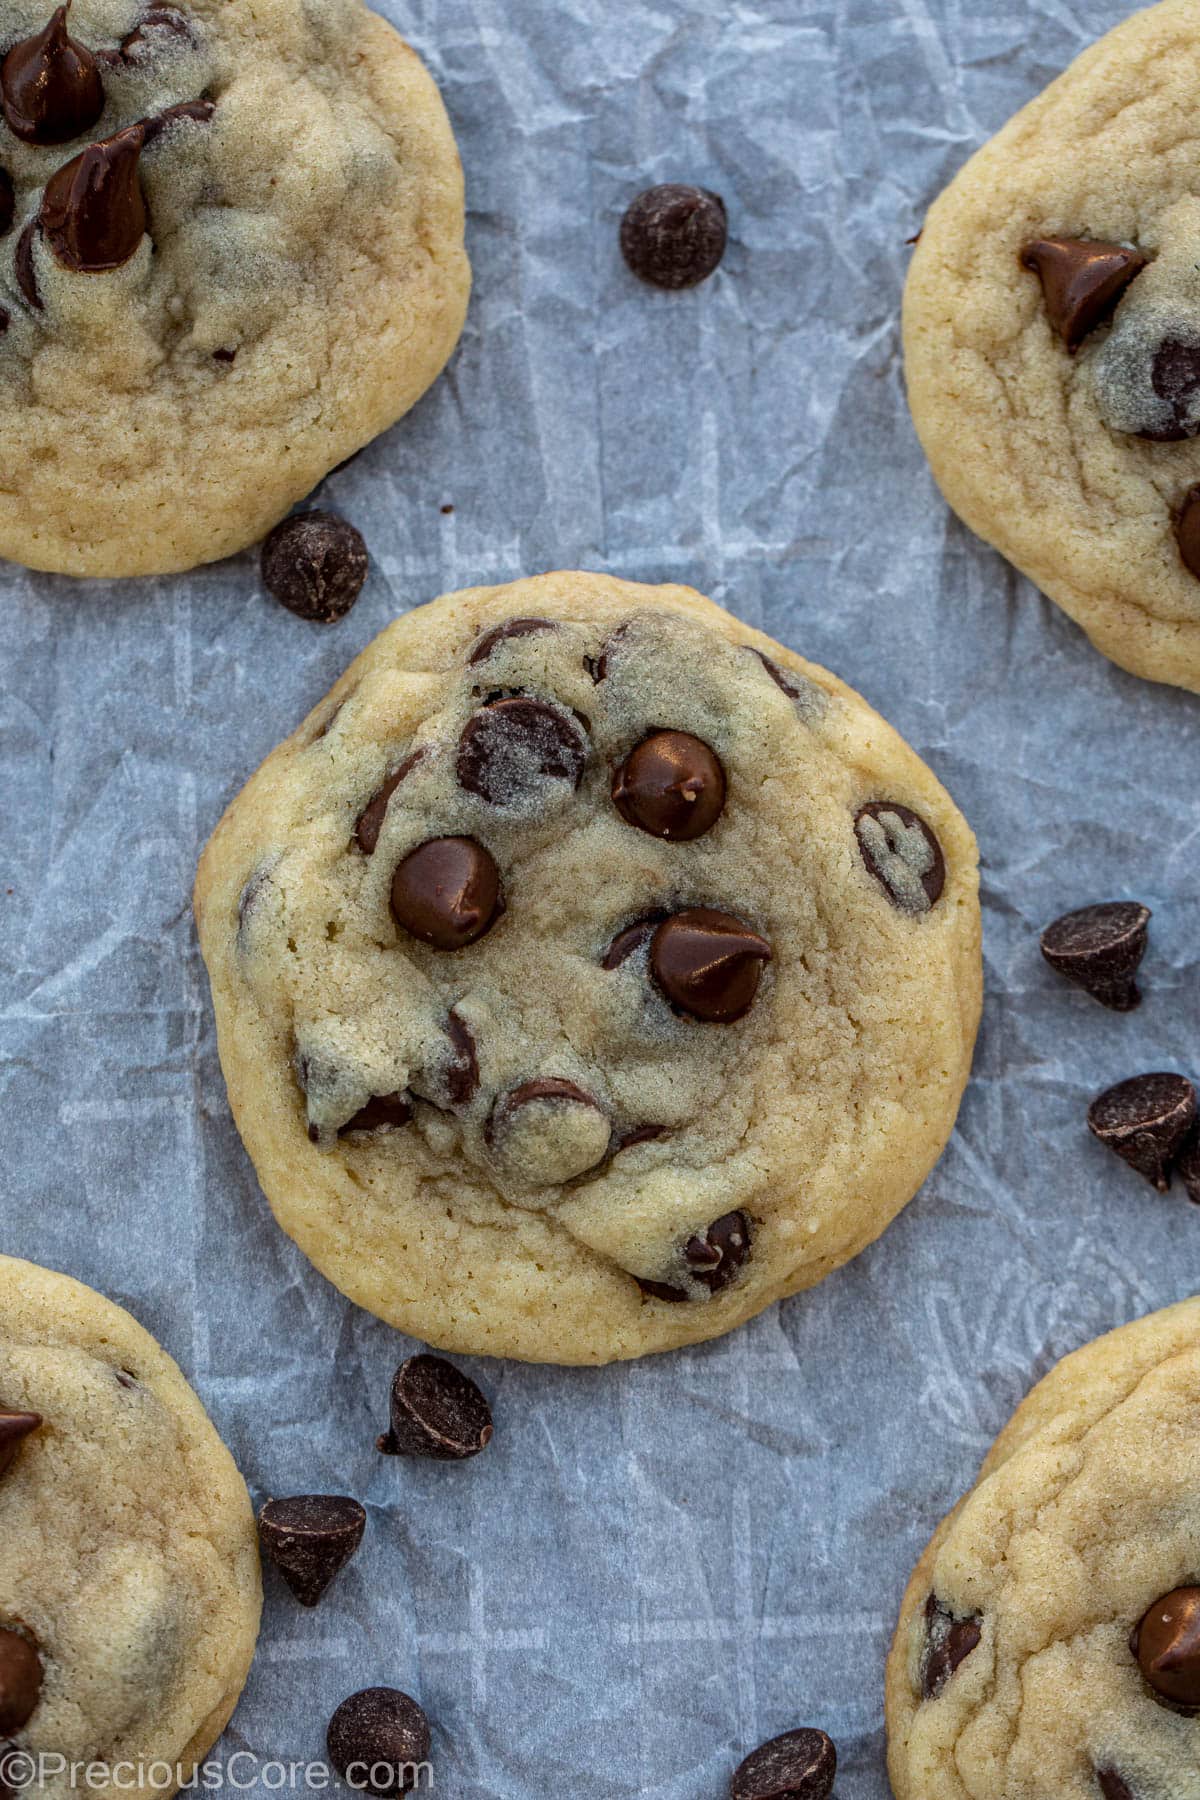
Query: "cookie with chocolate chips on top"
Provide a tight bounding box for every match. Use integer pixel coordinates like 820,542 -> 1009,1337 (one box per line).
0,0 -> 468,577
0,1256 -> 261,1800
194,571 -> 981,1365
887,1298 -> 1200,1800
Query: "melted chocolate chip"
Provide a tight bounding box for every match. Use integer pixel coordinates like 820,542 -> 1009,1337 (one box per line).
0,173 -> 13,239
612,730 -> 726,841
339,1093 -> 413,1137
1096,1773 -> 1135,1800
0,1410 -> 40,1479
261,512 -> 368,624
42,123 -> 146,274
0,1633 -> 41,1735
1019,238 -> 1146,353
620,183 -> 727,289
855,802 -> 946,913
1087,1072 -> 1197,1192
2,6 -> 104,147
259,1495 -> 366,1608
14,221 -> 39,308
1132,1586 -> 1200,1708
119,5 -> 196,62
456,695 -> 587,807
1040,901 -> 1150,1011
731,1727 -> 837,1800
751,647 -> 804,699
684,1209 -> 751,1294
138,97 -> 215,146
354,751 -> 425,855
1176,484 -> 1200,582
650,908 -> 772,1022
444,1009 -> 478,1106
327,1689 -> 430,1799
390,837 -> 503,952
377,1354 -> 492,1461
1142,340 -> 1200,442
467,617 -> 557,665
921,1596 -> 982,1700
601,913 -> 666,971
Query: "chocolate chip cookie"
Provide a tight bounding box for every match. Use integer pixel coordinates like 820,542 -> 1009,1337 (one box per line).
886,1298 -> 1200,1800
905,0 -> 1200,692
0,1255 -> 261,1799
194,571 -> 981,1365
0,0 -> 468,577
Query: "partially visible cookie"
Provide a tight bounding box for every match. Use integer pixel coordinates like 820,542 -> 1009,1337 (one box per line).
905,0 -> 1200,692
886,1299 -> 1200,1800
195,570 -> 982,1365
0,1256 -> 261,1799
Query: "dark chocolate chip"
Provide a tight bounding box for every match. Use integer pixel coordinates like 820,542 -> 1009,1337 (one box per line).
339,1093 -> 413,1137
138,97 -> 215,145
377,1354 -> 492,1461
486,1077 -> 611,1183
650,908 -> 772,1023
114,1368 -> 138,1389
15,220 -> 40,308
354,752 -> 425,855
1140,340 -> 1200,442
731,1727 -> 837,1800
601,913 -> 667,971
1087,1072 -> 1197,1192
0,173 -> 13,239
1177,1127 -> 1200,1204
0,1633 -> 41,1735
326,1688 -> 431,1798
42,123 -> 146,274
614,1123 -> 666,1152
1,6 -> 105,147
1096,1773 -> 1134,1800
212,345 -> 236,363
258,1494 -> 366,1608
1176,484 -> 1200,582
921,1596 -> 982,1700
467,617 -> 556,666
620,183 -> 727,289
1019,238 -> 1146,353
261,512 -> 368,624
1132,1586 -> 1200,1708
612,730 -> 726,841
456,695 -> 587,807
750,648 -> 804,700
236,863 -> 274,945
444,1009 -> 478,1106
0,309 -> 8,334
855,802 -> 946,912
0,1410 -> 40,1479
685,1209 -> 751,1294
635,1274 -> 690,1304
390,837 -> 502,952
119,5 -> 197,62
1040,901 -> 1150,1011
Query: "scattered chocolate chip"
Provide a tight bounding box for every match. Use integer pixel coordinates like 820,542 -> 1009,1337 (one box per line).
467,617 -> 557,666
138,97 -> 215,145
444,1009 -> 478,1106
650,908 -> 772,1022
0,173 -> 13,239
855,802 -> 946,913
1019,238 -> 1146,353
731,1727 -> 837,1800
456,695 -> 587,807
15,220 -> 40,309
487,1077 -> 612,1185
260,512 -> 368,624
750,648 -> 803,700
42,123 -> 147,274
326,1688 -> 430,1798
685,1210 -> 751,1294
612,730 -> 726,841
620,183 -> 727,289
354,752 -> 425,855
258,1495 -> 366,1607
601,913 -> 666,971
390,837 -> 502,952
1087,1072 -> 1197,1192
0,1633 -> 41,1735
119,5 -> 196,62
1,5 -> 105,147
1040,901 -> 1150,1011
921,1596 -> 982,1700
1132,1587 -> 1200,1708
1176,484 -> 1200,582
1097,1773 -> 1134,1800
339,1093 -> 413,1137
1142,340 -> 1200,442
0,1411 -> 40,1479
377,1355 -> 492,1461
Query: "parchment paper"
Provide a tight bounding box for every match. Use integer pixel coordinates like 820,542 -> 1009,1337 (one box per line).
3,0 -> 1199,1792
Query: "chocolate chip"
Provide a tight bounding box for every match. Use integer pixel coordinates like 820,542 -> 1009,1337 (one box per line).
456,695 -> 587,807
15,221 -> 40,309
636,1275 -> 690,1303
0,1410 -> 40,1479
261,512 -> 368,624
921,1596 -> 982,1699
138,97 -> 215,145
42,124 -> 147,274
1019,238 -> 1146,353
1142,340 -> 1200,442
467,617 -> 556,666
855,802 -> 946,913
602,913 -> 666,971
620,183 -> 727,289
444,1009 -> 478,1106
1132,1587 -> 1200,1708
1097,1773 -> 1135,1800
750,648 -> 804,700
1,6 -> 105,146
650,908 -> 772,1022
354,752 -> 425,855
376,1355 -> 492,1461
339,1093 -> 412,1137
258,1495 -> 366,1607
731,1727 -> 837,1800
614,1123 -> 666,1152
390,837 -> 502,952
685,1210 -> 751,1294
1040,901 -> 1150,1011
1087,1072 -> 1197,1192
0,1633 -> 41,1735
1176,484 -> 1200,582
612,730 -> 726,841
1177,1127 -> 1200,1204
326,1689 -> 430,1798
119,5 -> 196,62
487,1077 -> 612,1185
0,173 -> 13,238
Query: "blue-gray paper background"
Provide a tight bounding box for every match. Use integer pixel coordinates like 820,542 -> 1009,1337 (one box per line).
3,0 -> 1199,1793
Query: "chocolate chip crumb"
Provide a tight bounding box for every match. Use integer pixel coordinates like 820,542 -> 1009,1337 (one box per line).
377,1355 -> 492,1461
1087,1072 -> 1197,1192
261,512 -> 368,624
1040,901 -> 1150,1010
327,1689 -> 430,1797
620,183 -> 727,289
731,1727 -> 836,1800
259,1495 -> 366,1607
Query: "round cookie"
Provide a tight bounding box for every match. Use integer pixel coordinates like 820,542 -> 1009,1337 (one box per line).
904,0 -> 1200,693
0,1256 -> 261,1799
194,571 -> 982,1366
886,1298 -> 1200,1800
0,0 -> 468,577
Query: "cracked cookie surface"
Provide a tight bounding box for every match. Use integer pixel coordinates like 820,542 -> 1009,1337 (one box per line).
0,0 -> 468,577
194,571 -> 981,1366
0,1256 -> 261,1800
886,1298 -> 1200,1800
904,0 -> 1200,693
